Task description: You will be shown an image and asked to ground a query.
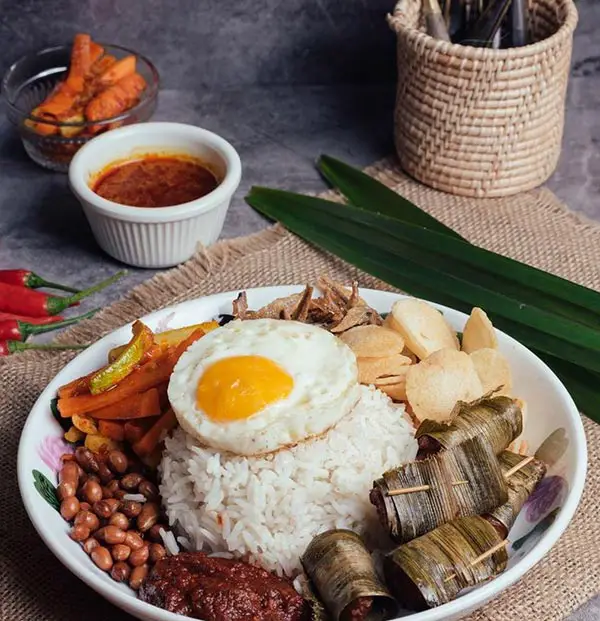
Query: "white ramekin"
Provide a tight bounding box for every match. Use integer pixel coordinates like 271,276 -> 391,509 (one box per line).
68,122 -> 242,268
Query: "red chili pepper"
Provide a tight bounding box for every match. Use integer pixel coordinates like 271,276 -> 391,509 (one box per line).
0,341 -> 88,356
0,312 -> 64,325
0,270 -> 125,317
0,269 -> 80,293
0,308 -> 98,341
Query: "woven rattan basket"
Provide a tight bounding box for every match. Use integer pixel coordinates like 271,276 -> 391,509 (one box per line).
388,0 -> 578,197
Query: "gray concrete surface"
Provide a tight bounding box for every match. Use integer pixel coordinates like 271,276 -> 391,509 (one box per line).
0,0 -> 599,618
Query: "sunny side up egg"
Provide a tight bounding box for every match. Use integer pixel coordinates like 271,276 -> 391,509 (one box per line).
168,318 -> 360,456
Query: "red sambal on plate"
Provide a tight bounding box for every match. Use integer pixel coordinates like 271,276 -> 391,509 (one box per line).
138,552 -> 311,621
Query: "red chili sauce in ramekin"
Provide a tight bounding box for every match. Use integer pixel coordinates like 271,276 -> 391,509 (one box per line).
91,154 -> 219,207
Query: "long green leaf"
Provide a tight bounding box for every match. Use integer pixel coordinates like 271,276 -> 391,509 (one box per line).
317,155 -> 464,240
246,190 -> 600,373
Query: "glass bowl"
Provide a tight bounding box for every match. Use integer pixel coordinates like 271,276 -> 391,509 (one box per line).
1,44 -> 160,172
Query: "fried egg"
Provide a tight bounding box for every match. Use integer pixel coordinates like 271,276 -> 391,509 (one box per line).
168,318 -> 360,455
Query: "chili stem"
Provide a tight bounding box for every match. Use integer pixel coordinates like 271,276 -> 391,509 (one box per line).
20,308 -> 99,340
1,341 -> 88,356
27,273 -> 80,293
46,271 -> 126,315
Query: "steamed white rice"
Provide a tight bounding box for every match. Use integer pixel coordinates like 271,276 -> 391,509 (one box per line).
159,385 -> 417,576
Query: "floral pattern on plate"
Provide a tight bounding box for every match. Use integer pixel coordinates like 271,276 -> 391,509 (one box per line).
37,434 -> 73,473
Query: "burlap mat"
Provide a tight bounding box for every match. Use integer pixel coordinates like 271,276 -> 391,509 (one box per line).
1,157 -> 599,621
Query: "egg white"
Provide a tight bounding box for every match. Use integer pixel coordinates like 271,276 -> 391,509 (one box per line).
168,318 -> 360,455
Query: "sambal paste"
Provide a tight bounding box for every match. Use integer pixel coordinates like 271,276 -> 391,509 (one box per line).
91,155 -> 218,207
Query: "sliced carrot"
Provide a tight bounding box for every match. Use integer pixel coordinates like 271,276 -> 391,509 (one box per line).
133,409 -> 177,457
90,387 -> 162,420
58,370 -> 95,400
99,55 -> 136,85
89,40 -> 104,67
156,382 -> 170,410
57,329 -> 203,418
90,54 -> 117,77
66,33 -> 91,92
26,112 -> 58,136
124,417 -> 155,444
34,83 -> 78,117
86,72 -> 146,125
58,356 -> 171,417
141,444 -> 164,468
98,420 -> 125,441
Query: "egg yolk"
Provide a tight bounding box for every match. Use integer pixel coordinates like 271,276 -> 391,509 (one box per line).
196,355 -> 294,422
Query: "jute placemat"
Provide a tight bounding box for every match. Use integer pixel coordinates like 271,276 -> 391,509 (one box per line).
1,157 -> 598,621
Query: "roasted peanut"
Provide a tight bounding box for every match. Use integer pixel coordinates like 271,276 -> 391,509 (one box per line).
111,561 -> 131,583
65,460 -> 84,479
60,496 -> 80,520
113,489 -> 127,501
57,461 -> 80,499
70,524 -> 90,542
91,546 -> 113,571
79,502 -> 91,512
147,524 -> 163,542
82,537 -> 99,555
59,460 -> 80,485
149,543 -> 167,563
74,510 -> 100,532
96,526 -> 126,545
81,479 -> 103,504
124,530 -> 144,551
138,480 -> 159,502
105,479 -> 121,495
101,486 -> 114,499
129,563 -> 148,590
120,472 -> 143,491
129,543 -> 149,567
57,482 -> 74,501
75,446 -> 100,473
98,462 -> 113,484
111,543 -> 131,562
136,502 -> 159,532
93,498 -> 120,519
108,512 -> 130,530
108,450 -> 128,474
121,500 -> 142,518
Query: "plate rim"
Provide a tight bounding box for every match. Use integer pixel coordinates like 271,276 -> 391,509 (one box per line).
17,285 -> 588,621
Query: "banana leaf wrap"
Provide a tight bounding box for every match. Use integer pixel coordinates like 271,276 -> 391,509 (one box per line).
416,396 -> 523,458
370,436 -> 508,544
301,529 -> 396,621
449,435 -> 508,517
296,574 -> 332,621
484,450 -> 547,536
384,516 -> 508,610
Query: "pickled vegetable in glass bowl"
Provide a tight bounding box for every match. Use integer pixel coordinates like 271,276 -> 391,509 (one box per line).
1,39 -> 159,172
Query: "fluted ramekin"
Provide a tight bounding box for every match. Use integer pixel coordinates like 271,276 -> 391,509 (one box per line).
68,122 -> 242,268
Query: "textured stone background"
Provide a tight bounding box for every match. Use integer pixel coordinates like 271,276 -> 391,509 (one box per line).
0,1 -> 599,617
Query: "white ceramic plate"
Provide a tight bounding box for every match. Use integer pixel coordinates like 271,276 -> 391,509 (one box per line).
17,287 -> 587,621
